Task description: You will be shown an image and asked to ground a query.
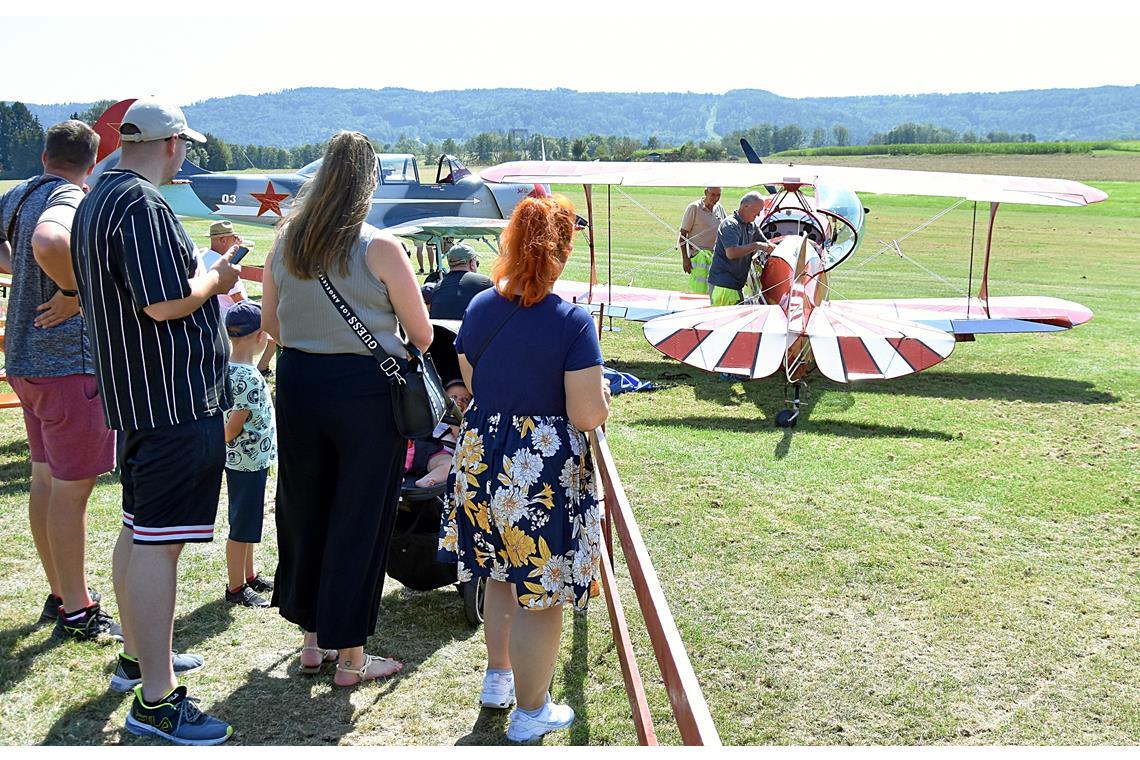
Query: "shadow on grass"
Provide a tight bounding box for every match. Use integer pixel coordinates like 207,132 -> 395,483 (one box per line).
0,441 -> 30,497
608,359 -> 1120,407
564,608 -> 591,745
214,585 -> 482,745
637,415 -> 954,443
0,622 -> 61,697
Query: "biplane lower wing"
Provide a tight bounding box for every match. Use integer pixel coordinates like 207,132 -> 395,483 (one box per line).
553,280 -> 710,322
384,216 -> 509,241
807,304 -> 956,382
643,305 -> 790,379
833,296 -> 1093,335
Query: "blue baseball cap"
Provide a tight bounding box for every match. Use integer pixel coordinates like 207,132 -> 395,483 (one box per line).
225,300 -> 262,338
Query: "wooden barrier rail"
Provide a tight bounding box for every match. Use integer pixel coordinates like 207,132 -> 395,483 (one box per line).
589,427 -> 721,746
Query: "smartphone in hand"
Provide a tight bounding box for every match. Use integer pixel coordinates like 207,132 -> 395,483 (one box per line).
230,246 -> 250,265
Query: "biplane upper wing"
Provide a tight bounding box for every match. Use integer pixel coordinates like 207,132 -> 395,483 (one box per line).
832,296 -> 1094,335
482,161 -> 1107,207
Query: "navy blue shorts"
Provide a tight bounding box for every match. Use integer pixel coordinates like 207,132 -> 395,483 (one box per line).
120,415 -> 225,545
226,467 -> 268,543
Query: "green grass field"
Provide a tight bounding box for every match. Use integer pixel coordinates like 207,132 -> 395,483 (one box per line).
0,155 -> 1137,745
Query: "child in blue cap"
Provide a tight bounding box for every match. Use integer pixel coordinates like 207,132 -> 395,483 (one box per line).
223,300 -> 277,606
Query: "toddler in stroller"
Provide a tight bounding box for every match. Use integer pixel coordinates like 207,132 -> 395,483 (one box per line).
385,327 -> 484,624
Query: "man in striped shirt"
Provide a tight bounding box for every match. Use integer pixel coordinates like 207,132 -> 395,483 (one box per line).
72,98 -> 239,746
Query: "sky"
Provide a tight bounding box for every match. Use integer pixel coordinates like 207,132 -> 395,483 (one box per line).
4,0 -> 1139,106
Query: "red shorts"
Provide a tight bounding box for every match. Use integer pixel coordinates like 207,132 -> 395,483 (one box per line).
10,374 -> 116,481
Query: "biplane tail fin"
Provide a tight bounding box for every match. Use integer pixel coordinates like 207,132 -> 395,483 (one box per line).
644,304 -> 790,379
807,303 -> 955,382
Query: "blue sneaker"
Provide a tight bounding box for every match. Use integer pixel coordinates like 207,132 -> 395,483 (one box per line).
125,685 -> 232,745
110,651 -> 205,693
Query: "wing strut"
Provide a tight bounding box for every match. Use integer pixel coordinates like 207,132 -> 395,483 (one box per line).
979,202 -> 1000,316
585,185 -> 597,305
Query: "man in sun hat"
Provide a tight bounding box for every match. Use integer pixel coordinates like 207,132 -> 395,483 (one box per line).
203,220 -> 250,312
72,96 -> 239,745
421,242 -> 493,320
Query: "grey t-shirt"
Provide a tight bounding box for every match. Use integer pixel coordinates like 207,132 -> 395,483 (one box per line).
707,211 -> 765,291
0,176 -> 92,377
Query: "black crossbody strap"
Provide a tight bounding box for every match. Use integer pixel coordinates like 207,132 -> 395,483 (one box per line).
5,176 -> 65,244
315,267 -> 409,386
470,300 -> 521,367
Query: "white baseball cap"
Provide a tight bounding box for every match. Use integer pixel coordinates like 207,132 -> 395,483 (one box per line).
119,97 -> 206,143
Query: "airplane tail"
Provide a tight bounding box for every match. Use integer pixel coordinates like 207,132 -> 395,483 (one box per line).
92,99 -> 135,163
807,303 -> 954,382
89,99 -> 207,185
644,304 -> 790,379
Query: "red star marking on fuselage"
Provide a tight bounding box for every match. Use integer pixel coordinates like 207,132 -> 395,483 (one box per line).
250,181 -> 289,217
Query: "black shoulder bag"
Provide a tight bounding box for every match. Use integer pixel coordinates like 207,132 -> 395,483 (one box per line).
316,268 -> 460,439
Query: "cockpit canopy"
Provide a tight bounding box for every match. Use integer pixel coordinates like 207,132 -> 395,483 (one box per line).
297,153 -> 421,185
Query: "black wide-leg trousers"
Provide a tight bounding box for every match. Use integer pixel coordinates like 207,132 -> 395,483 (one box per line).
271,348 -> 404,650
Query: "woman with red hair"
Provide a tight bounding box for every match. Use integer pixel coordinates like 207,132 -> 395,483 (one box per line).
439,194 -> 610,742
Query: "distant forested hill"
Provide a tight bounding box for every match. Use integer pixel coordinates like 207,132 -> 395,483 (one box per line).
23,85 -> 1140,147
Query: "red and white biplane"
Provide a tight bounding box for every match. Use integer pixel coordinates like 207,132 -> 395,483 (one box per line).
481,159 -> 1105,426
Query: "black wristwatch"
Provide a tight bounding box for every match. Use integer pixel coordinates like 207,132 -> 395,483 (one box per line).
59,288 -> 78,297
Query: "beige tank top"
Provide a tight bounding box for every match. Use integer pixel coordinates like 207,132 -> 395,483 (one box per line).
273,223 -> 406,358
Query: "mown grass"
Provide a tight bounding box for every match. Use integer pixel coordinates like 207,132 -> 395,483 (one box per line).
0,156 -> 1137,745
778,141 -> 1140,158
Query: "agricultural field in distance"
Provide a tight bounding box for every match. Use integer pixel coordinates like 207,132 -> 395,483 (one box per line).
0,154 -> 1137,745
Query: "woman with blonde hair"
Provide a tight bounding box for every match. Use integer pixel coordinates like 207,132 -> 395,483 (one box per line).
261,131 -> 433,686
439,194 -> 610,741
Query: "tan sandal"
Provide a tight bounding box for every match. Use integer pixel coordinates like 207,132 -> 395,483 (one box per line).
333,653 -> 403,687
299,646 -> 339,674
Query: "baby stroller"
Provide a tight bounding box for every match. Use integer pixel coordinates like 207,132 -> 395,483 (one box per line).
385,321 -> 485,626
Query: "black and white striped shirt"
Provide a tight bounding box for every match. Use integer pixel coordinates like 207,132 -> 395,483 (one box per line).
71,169 -> 230,430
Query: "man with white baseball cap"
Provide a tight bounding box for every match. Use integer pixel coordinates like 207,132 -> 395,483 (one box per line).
72,96 -> 237,745
118,97 -> 207,144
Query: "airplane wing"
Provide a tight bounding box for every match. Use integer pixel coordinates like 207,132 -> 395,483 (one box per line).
807,304 -> 956,382
482,161 -> 1107,207
643,305 -> 790,379
553,279 -> 710,322
383,216 -> 508,241
831,296 -> 1093,336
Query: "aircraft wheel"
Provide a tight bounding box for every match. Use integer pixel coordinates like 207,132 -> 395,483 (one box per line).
775,409 -> 798,428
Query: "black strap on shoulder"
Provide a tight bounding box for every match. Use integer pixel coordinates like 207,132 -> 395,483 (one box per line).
4,176 -> 66,244
315,266 -> 411,386
470,300 -> 521,367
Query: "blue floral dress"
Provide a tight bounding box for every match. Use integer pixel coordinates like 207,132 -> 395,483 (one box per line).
439,402 -> 602,610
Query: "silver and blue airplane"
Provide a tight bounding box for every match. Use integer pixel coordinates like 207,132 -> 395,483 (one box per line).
89,99 -> 543,260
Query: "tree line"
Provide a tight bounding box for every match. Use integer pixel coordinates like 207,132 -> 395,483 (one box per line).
0,101 -> 1046,179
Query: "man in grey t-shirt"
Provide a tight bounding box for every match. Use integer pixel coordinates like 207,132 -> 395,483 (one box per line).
0,120 -> 118,639
707,191 -> 775,306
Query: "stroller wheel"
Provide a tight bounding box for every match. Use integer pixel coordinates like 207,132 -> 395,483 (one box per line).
462,576 -> 486,627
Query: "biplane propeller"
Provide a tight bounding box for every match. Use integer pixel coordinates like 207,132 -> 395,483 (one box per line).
481,159 -> 1105,427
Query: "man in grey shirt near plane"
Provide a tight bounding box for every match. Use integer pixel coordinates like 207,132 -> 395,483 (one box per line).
706,191 -> 775,307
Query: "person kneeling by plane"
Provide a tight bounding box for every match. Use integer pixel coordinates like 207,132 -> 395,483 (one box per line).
706,191 -> 775,307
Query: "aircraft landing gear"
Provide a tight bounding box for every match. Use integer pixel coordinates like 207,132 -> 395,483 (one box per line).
776,381 -> 807,428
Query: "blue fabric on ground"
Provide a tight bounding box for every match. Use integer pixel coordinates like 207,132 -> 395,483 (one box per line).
604,367 -> 654,394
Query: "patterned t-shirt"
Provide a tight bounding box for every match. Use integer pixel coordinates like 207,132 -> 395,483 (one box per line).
0,176 -> 92,377
225,362 -> 277,472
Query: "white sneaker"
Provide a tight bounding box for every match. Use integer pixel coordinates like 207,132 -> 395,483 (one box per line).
506,699 -> 575,742
479,670 -> 515,709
